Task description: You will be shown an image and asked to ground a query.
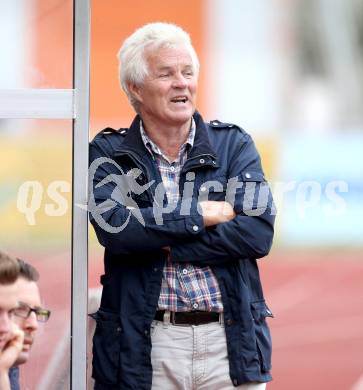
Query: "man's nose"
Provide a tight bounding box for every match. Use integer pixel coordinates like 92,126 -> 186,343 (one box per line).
172,73 -> 188,88
25,311 -> 39,331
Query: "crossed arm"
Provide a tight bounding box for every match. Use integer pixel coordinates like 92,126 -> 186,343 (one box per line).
89,135 -> 275,263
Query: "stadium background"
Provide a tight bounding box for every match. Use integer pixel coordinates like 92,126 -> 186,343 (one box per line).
0,0 -> 362,388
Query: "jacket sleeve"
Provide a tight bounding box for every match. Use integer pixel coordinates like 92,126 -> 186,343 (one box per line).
89,140 -> 205,255
169,134 -> 275,265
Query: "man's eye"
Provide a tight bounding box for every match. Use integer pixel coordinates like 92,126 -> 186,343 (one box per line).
159,73 -> 170,78
182,71 -> 194,78
12,307 -> 29,317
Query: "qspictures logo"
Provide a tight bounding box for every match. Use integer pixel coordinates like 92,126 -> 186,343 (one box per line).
15,157 -> 348,229
87,157 -> 277,233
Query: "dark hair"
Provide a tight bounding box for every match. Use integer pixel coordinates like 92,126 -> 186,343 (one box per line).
17,259 -> 39,282
0,250 -> 20,284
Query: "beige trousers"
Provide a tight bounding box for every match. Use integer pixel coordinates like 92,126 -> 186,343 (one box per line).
150,319 -> 267,390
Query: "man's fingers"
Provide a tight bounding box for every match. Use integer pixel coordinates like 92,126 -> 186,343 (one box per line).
6,323 -> 24,351
199,201 -> 236,226
199,201 -> 222,216
0,326 -> 24,371
221,202 -> 236,219
10,328 -> 24,350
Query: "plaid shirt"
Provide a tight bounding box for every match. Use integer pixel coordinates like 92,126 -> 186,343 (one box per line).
140,120 -> 223,312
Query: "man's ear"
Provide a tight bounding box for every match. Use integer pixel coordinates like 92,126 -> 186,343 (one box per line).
128,82 -> 143,103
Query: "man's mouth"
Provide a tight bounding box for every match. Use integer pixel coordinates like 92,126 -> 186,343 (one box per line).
171,96 -> 188,103
22,337 -> 33,350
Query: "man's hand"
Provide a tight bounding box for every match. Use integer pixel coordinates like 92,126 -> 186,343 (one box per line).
0,323 -> 24,373
199,201 -> 236,227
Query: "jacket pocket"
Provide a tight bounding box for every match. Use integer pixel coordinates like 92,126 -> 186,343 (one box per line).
90,309 -> 122,385
251,300 -> 273,372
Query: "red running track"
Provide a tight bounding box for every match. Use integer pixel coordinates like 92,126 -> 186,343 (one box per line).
260,251 -> 363,390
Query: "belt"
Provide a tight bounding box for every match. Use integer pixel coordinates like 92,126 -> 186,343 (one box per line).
154,310 -> 222,326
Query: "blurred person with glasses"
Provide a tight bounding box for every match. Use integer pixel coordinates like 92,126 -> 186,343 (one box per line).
8,259 -> 50,390
0,251 -> 24,390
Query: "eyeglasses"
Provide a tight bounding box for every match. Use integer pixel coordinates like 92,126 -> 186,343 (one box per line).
12,302 -> 51,323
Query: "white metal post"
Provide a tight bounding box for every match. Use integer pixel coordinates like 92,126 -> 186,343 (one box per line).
72,0 -> 90,389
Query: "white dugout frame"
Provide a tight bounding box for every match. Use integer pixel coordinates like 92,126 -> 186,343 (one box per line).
0,1 -> 91,388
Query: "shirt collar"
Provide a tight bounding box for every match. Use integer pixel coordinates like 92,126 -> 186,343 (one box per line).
139,118 -> 196,159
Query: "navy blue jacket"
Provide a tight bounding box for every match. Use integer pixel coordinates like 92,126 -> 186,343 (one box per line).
89,111 -> 275,389
9,367 -> 20,390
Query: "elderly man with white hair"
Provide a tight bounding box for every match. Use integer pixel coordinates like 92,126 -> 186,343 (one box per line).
90,22 -> 275,390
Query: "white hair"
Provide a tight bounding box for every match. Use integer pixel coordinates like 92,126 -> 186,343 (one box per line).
117,22 -> 200,111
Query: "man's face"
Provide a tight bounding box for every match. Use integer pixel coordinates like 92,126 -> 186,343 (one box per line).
131,45 -> 198,128
0,283 -> 18,351
12,278 -> 41,365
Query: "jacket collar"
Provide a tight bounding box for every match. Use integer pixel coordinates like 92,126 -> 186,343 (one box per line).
189,111 -> 217,160
114,111 -> 217,164
113,114 -> 146,157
